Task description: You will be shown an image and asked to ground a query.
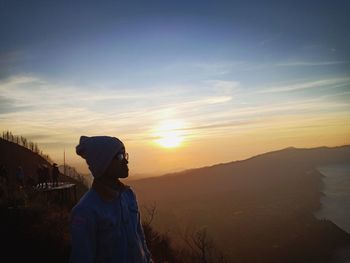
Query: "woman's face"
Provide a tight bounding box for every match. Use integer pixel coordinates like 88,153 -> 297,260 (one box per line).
104,148 -> 129,180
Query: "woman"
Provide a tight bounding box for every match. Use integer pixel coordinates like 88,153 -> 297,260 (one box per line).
69,135 -> 152,263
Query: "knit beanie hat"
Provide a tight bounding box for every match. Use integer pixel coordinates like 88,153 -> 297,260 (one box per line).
76,136 -> 124,178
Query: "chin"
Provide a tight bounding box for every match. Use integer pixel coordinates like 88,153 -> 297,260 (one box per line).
119,171 -> 129,179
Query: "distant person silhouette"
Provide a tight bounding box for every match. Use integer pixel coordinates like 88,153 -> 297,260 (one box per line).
52,163 -> 59,187
42,164 -> 49,188
0,164 -> 9,200
15,166 -> 24,187
36,164 -> 43,188
0,164 -> 9,184
69,136 -> 152,263
26,171 -> 36,188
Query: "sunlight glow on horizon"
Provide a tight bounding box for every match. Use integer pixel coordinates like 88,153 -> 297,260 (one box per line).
153,120 -> 185,148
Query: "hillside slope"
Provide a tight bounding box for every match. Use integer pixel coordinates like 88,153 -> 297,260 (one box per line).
129,146 -> 350,262
0,138 -> 88,198
0,138 -> 90,263
0,137 -> 50,178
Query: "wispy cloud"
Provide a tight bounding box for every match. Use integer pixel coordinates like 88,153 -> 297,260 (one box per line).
275,61 -> 349,67
0,96 -> 33,114
0,50 -> 27,67
1,74 -> 349,149
192,62 -> 244,75
205,80 -> 240,94
258,33 -> 282,46
0,74 -> 235,141
258,77 -> 350,93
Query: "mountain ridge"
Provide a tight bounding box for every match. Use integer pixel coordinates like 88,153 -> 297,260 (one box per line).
127,145 -> 350,262
130,145 -> 350,182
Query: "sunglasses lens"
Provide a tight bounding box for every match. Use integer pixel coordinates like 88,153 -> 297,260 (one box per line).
116,152 -> 128,161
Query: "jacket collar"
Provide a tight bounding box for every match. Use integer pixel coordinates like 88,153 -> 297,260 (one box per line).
92,179 -> 129,202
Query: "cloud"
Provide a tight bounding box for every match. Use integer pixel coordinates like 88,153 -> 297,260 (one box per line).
275,61 -> 349,67
205,80 -> 240,94
0,50 -> 31,79
258,77 -> 350,94
0,50 -> 23,66
258,33 -> 282,46
0,74 -> 184,109
1,73 -> 349,152
0,74 -> 237,142
192,62 -> 244,75
0,95 -> 34,114
182,119 -> 256,131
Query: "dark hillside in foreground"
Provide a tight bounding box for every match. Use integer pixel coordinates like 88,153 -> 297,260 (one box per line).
0,138 -> 88,198
129,146 -> 350,262
0,137 -> 50,178
0,138 -> 89,263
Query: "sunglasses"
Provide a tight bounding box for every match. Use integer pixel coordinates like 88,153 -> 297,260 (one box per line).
115,152 -> 129,161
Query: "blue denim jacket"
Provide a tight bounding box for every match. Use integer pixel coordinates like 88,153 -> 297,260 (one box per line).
69,184 -> 152,263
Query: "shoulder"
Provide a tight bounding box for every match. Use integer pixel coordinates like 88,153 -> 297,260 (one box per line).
121,186 -> 141,209
71,190 -> 99,217
122,185 -> 137,200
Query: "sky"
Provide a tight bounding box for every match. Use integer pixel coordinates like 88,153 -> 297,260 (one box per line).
1,0 -> 350,177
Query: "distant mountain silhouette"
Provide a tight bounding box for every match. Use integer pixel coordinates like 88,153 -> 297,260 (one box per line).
129,146 -> 350,262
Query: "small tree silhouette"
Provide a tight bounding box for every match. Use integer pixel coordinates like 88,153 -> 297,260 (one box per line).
142,203 -> 181,263
180,226 -> 228,263
20,136 -> 28,148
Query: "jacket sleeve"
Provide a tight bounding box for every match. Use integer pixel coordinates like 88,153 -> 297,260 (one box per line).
137,210 -> 153,263
128,188 -> 153,263
69,206 -> 97,263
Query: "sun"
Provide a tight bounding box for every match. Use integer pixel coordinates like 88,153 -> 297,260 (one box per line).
157,133 -> 182,148
154,120 -> 185,148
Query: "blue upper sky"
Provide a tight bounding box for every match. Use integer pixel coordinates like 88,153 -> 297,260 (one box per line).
1,0 -> 349,84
